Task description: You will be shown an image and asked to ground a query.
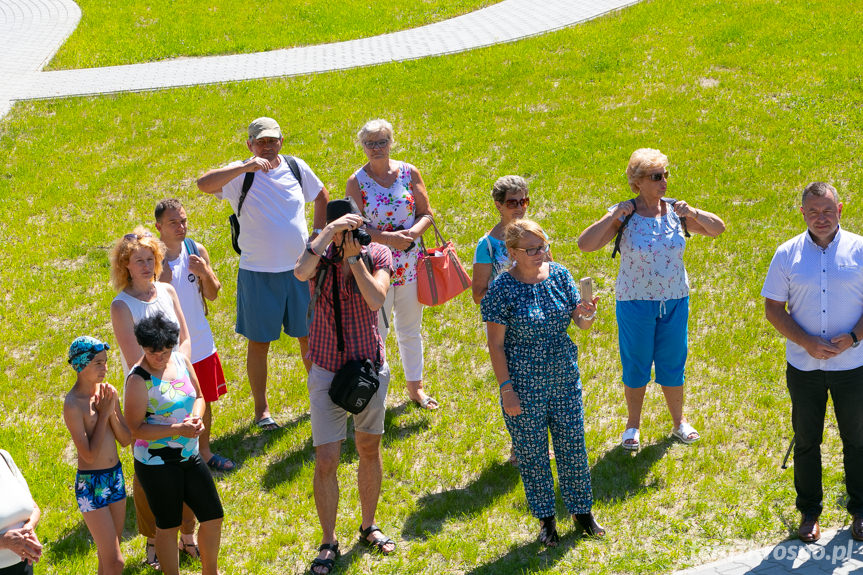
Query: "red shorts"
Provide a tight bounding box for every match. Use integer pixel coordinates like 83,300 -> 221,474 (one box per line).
192,352 -> 227,402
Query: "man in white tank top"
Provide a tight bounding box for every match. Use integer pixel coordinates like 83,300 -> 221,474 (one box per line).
156,199 -> 235,473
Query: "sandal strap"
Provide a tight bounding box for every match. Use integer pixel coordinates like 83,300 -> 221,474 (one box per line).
317,542 -> 340,554
359,523 -> 380,538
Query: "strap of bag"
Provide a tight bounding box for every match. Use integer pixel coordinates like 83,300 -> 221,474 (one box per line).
183,238 -> 209,317
418,215 -> 445,256
611,197 -> 689,258
237,155 -> 302,217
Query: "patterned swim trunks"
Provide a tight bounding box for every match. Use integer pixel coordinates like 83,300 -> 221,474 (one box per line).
75,461 -> 126,513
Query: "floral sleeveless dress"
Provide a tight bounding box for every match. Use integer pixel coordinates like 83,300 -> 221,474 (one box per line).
355,161 -> 418,286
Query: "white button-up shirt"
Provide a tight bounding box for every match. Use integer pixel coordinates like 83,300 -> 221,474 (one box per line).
762,228 -> 863,371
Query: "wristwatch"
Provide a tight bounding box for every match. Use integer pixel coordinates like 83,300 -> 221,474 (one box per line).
851,331 -> 860,348
347,255 -> 360,265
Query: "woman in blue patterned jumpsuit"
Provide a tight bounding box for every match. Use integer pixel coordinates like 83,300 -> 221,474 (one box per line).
481,218 -> 605,545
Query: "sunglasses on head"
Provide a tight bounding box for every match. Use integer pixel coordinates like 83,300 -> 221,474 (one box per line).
502,197 -> 530,209
647,170 -> 670,182
363,139 -> 390,150
124,232 -> 153,241
515,243 -> 550,257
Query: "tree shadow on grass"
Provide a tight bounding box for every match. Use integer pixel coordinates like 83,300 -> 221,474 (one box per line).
208,411 -> 310,471
402,461 -> 521,541
465,530 -> 591,575
590,437 -> 674,502
260,403 -> 428,490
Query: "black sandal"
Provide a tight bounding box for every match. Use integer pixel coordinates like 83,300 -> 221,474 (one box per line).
538,516 -> 559,547
143,540 -> 160,570
574,512 -> 606,538
358,523 -> 396,555
309,542 -> 340,574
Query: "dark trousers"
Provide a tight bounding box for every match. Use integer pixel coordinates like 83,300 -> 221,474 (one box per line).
787,363 -> 863,516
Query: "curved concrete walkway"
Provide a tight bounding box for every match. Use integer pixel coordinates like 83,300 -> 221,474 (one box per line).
0,0 -> 641,118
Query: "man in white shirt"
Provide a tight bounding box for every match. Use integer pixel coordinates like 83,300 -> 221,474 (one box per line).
156,198 -> 235,473
762,181 -> 863,543
197,117 -> 329,430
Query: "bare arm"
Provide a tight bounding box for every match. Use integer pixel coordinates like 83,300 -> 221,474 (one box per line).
344,237 -> 390,312
572,297 -> 599,330
107,385 -> 133,447
110,300 -> 142,372
0,500 -> 41,564
407,165 -> 434,239
312,185 -> 329,234
191,243 -> 221,301
577,202 -> 632,252
487,321 -> 521,416
196,157 -> 272,195
62,394 -> 111,465
673,202 -> 726,237
472,262 -> 493,304
165,283 -> 192,360
294,213 -> 365,282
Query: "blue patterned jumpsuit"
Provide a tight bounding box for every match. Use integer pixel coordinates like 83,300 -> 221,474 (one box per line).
481,262 -> 593,518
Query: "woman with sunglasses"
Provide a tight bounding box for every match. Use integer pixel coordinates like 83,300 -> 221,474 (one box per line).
472,175 -> 531,305
482,218 -> 603,545
109,228 -> 197,569
577,148 -> 725,451
346,119 -> 437,409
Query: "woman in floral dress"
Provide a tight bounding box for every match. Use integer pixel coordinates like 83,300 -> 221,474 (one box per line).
346,119 -> 437,409
577,148 -> 725,451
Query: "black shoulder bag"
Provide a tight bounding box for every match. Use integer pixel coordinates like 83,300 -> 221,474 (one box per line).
611,197 -> 690,258
229,155 -> 302,254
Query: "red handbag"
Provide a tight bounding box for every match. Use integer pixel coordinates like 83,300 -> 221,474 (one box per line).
416,217 -> 472,306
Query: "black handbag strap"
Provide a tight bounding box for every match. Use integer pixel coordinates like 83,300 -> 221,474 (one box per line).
611,197 -> 689,259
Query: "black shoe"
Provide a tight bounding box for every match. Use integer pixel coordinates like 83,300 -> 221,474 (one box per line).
574,512 -> 606,538
538,516 -> 559,547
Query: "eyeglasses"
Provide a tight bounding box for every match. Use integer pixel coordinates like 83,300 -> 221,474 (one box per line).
502,197 -> 530,209
647,170 -> 670,182
363,139 -> 390,150
123,232 -> 153,241
514,243 -> 550,257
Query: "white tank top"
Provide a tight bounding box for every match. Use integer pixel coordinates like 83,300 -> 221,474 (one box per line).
165,242 -> 216,363
112,282 -> 179,374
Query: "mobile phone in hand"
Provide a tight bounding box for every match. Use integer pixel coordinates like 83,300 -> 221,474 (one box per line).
579,277 -> 593,303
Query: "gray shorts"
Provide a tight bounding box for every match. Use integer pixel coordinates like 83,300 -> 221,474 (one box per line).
308,362 -> 390,447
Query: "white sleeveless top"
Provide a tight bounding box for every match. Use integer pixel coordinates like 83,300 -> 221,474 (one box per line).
112,282 -> 180,374
0,450 -> 35,568
165,242 -> 216,363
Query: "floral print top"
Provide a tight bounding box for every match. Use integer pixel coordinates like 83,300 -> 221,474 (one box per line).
356,161 -> 418,286
132,352 -> 199,465
611,206 -> 689,301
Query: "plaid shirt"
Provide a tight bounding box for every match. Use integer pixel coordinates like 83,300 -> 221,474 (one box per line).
308,243 -> 393,372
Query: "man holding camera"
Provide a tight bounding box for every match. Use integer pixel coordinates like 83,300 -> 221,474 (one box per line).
294,198 -> 395,574
763,182 -> 863,543
197,117 -> 329,430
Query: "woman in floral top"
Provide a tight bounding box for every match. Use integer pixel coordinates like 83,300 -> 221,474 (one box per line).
577,149 -> 725,451
347,119 -> 437,409
124,313 -> 223,575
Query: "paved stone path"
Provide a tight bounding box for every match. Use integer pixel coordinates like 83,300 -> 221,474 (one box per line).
0,0 -> 640,119
674,528 -> 863,575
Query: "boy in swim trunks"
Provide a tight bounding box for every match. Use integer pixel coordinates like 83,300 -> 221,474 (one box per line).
63,336 -> 132,575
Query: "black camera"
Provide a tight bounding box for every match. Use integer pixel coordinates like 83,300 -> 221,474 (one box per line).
352,226 -> 372,246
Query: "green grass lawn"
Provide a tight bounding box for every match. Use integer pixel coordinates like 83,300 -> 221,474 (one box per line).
3,0 -> 863,572
48,0 -> 494,70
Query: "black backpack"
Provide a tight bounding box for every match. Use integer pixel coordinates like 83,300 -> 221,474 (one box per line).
229,155 -> 302,255
611,197 -> 690,258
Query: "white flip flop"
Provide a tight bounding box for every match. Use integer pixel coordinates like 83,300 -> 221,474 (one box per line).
672,421 -> 700,444
621,427 -> 640,451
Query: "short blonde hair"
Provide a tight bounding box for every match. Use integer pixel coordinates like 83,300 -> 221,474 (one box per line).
503,219 -> 546,254
492,175 -> 528,203
626,148 -> 669,193
109,226 -> 165,292
357,119 -> 394,145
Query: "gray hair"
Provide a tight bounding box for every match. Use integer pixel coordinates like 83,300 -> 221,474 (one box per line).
801,182 -> 839,204
492,175 -> 529,203
357,119 -> 394,145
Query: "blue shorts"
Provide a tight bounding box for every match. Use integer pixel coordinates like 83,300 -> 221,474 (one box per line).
75,461 -> 127,513
616,297 -> 689,388
236,268 -> 311,342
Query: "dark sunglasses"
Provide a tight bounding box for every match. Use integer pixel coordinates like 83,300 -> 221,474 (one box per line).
647,170 -> 670,182
502,197 -> 530,209
515,243 -> 550,257
363,139 -> 390,150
